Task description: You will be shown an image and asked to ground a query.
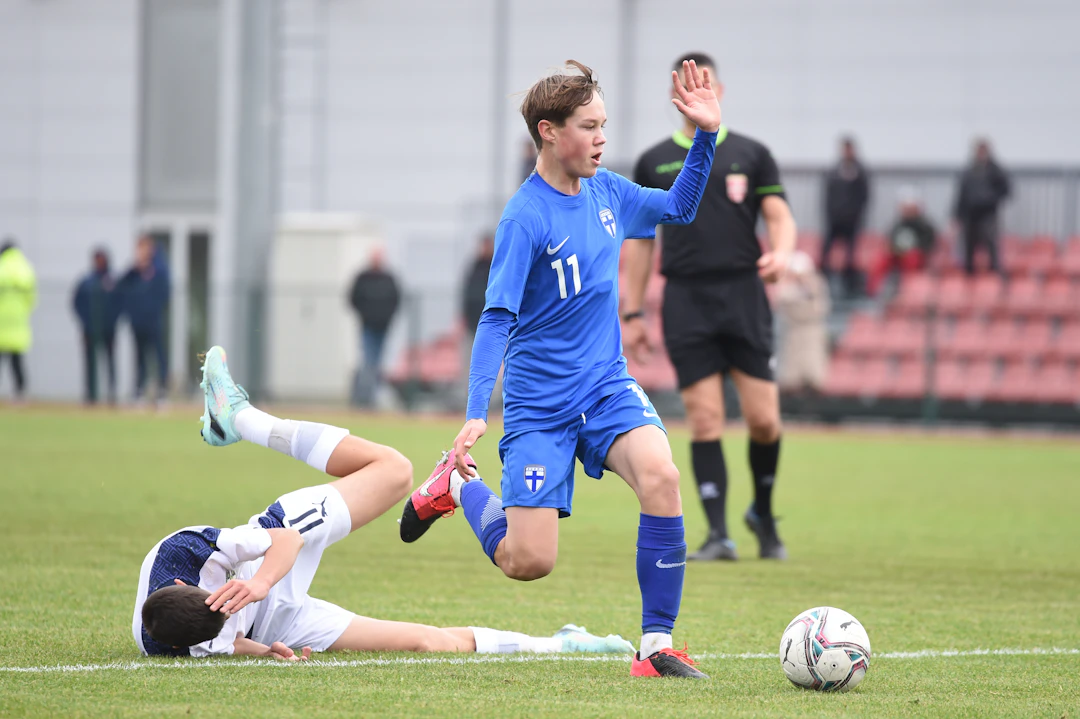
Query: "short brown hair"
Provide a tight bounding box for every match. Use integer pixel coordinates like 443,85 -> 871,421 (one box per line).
521,60 -> 602,150
142,585 -> 226,648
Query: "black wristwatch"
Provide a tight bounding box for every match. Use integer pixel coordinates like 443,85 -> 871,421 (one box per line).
622,310 -> 645,321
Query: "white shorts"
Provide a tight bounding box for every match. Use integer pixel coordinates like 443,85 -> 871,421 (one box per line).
248,484 -> 356,651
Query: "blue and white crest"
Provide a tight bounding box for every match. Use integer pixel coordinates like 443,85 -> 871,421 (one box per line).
599,208 -> 616,238
524,465 -> 546,493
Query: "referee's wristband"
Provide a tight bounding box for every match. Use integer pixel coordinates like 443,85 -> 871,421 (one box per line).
621,310 -> 645,321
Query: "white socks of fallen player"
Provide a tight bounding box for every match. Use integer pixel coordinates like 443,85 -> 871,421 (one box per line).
233,407 -> 348,473
449,469 -> 468,507
639,632 -> 673,658
470,627 -> 563,654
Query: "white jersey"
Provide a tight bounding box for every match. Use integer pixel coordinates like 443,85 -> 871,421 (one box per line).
133,484 -> 356,657
132,524 -> 271,657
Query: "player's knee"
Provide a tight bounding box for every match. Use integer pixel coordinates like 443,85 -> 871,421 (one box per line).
745,411 -> 781,443
685,399 -> 723,441
635,459 -> 681,504
502,551 -> 556,581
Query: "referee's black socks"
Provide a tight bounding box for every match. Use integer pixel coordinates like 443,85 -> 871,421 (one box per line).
690,440 -> 729,538
749,438 -> 781,519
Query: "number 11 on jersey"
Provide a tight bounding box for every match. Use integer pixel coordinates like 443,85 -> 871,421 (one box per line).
551,254 -> 581,299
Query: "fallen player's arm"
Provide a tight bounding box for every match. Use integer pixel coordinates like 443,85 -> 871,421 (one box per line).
205,528 -> 305,614
232,636 -> 312,661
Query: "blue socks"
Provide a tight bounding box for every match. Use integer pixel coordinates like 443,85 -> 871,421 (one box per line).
460,479 -> 507,565
636,513 -> 687,635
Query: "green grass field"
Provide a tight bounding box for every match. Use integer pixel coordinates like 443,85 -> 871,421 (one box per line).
2,408 -> 1079,718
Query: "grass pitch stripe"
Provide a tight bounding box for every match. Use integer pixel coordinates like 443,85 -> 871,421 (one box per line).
1,647 -> 1076,674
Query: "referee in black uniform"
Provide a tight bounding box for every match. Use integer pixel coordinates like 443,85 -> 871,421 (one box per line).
624,52 -> 797,561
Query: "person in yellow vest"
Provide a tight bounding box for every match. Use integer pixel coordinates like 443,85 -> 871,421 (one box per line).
0,238 -> 37,402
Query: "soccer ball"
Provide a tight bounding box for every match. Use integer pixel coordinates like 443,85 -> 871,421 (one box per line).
779,607 -> 871,692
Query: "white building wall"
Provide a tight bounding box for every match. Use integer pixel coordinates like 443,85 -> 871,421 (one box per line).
0,0 -> 140,401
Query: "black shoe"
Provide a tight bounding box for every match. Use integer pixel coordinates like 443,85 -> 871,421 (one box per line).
630,647 -> 709,678
744,506 -> 787,560
687,533 -> 738,561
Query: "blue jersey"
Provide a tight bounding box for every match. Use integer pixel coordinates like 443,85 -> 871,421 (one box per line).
485,169 -> 670,430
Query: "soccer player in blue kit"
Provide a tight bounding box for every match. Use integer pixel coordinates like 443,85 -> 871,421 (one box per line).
398,60 -> 721,678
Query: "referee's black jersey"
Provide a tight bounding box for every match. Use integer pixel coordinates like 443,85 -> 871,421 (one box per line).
633,126 -> 786,278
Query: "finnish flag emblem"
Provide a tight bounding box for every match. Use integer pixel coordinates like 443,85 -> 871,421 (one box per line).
524,465 -> 546,493
599,208 -> 616,238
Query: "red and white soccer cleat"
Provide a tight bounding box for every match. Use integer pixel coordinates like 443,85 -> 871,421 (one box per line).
398,449 -> 476,543
630,645 -> 709,679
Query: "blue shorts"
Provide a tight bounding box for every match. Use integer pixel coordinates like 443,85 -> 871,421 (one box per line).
498,381 -> 665,517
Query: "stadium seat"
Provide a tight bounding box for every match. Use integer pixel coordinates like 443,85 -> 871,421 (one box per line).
823,357 -> 889,398
856,232 -> 888,272
1015,320 -> 1054,361
990,360 -> 1038,402
934,359 -> 996,401
882,358 -> 928,399
1017,236 -> 1060,277
1041,277 -> 1078,320
983,319 -> 1020,360
629,354 -> 678,393
1031,361 -> 1080,404
936,317 -> 985,360
969,273 -> 1005,316
999,236 -> 1026,275
1051,322 -> 1080,361
1061,237 -> 1080,279
935,274 -> 971,316
889,273 -> 936,317
878,317 -> 927,358
836,313 -> 885,357
1002,276 -> 1042,318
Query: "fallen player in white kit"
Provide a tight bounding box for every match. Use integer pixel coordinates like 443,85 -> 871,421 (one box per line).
132,346 -> 632,660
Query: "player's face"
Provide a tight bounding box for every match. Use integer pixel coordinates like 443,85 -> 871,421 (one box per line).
553,92 -> 607,179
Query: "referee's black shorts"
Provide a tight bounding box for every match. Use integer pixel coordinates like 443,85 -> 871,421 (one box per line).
661,270 -> 776,389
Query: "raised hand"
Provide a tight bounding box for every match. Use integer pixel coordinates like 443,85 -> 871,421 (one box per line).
453,419 -> 487,478
671,60 -> 721,133
205,577 -> 270,615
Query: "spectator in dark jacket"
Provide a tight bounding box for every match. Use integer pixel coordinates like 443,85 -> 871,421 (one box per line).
954,138 -> 1010,275
868,188 -> 937,297
348,247 -> 401,408
821,136 -> 870,292
118,236 -> 170,404
72,248 -> 121,404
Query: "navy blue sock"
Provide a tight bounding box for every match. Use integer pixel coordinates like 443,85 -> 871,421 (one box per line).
460,479 -> 507,565
636,513 -> 687,635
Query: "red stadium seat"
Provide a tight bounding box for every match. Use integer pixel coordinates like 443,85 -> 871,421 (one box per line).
856,232 -> 889,272
878,317 -> 927,359
1051,322 -> 1080,361
1015,320 -> 1054,361
836,313 -> 885,357
934,359 -> 996,401
969,274 -> 1005,315
937,318 -> 985,360
1061,238 -> 1080,279
889,273 -> 936,316
990,361 -> 1038,402
1002,276 -> 1042,318
823,357 -> 889,398
936,274 -> 971,316
1041,277 -> 1078,320
1031,362 -> 1080,404
882,359 -> 927,399
983,319 -> 1021,360
1019,236 -> 1060,277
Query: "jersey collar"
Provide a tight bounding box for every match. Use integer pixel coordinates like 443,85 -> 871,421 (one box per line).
672,125 -> 728,150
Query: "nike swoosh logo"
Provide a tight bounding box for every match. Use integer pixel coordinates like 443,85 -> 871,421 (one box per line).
418,476 -> 438,498
643,411 -> 659,418
546,236 -> 570,255
655,559 -> 686,569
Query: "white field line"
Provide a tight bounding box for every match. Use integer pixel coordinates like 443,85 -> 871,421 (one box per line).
0,647 -> 1077,675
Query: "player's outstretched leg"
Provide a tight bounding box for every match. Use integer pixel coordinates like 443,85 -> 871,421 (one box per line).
605,425 -> 708,679
200,345 -> 413,533
326,616 -> 633,655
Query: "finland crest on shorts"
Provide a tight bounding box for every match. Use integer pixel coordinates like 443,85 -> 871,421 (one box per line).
599,208 -> 616,238
524,465 -> 546,493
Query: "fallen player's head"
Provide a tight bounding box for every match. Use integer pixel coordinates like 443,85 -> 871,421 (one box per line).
521,60 -> 606,178
142,585 -> 227,648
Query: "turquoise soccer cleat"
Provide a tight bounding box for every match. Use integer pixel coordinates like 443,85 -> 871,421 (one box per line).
199,346 -> 250,447
554,624 -> 635,654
